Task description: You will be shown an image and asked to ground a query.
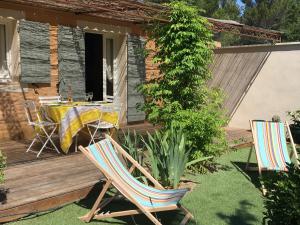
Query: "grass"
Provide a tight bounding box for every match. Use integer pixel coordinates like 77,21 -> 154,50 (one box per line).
8,148 -> 265,225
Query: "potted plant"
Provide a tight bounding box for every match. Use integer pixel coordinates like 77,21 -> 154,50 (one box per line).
287,110 -> 300,144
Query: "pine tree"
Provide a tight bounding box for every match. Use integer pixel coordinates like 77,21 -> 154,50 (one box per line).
242,0 -> 300,41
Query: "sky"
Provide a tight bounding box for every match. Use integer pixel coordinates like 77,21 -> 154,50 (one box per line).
237,0 -> 245,7
237,0 -> 245,13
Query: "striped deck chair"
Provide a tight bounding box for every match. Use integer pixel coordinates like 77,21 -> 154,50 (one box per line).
247,120 -> 299,192
78,135 -> 193,225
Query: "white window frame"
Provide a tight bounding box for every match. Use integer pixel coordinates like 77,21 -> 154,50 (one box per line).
0,18 -> 13,83
103,34 -> 117,101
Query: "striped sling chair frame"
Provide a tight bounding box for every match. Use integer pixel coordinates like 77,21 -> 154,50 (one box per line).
247,120 -> 299,193
78,135 -> 193,225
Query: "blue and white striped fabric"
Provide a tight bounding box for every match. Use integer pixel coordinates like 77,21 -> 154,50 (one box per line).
252,121 -> 291,171
85,139 -> 188,209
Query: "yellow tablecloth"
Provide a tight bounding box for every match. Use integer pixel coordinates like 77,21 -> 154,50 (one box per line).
42,102 -> 118,153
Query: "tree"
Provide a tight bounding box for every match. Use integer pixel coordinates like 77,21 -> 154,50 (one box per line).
148,0 -> 241,45
242,0 -> 300,41
280,0 -> 300,41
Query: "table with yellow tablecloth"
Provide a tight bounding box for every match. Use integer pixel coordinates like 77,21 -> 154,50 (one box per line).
42,102 -> 118,153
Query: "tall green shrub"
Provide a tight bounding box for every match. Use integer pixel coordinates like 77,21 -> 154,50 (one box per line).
263,163 -> 300,225
138,1 -> 227,158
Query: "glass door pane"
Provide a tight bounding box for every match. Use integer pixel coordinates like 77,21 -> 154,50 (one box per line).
0,24 -> 8,77
106,38 -> 114,97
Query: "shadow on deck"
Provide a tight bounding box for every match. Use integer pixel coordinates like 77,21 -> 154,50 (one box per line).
0,139 -> 103,223
0,122 -> 158,223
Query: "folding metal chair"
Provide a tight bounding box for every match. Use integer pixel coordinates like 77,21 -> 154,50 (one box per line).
24,100 -> 60,157
87,98 -> 122,145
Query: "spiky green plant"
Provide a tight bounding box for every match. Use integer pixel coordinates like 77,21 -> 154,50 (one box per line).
121,130 -> 144,177
142,125 -> 190,188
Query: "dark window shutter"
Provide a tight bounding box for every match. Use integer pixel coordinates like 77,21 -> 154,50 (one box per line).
58,26 -> 85,101
19,20 -> 50,83
127,34 -> 146,123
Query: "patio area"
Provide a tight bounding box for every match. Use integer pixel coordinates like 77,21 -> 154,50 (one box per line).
0,0 -> 299,224
3,146 -> 266,225
0,126 -> 251,223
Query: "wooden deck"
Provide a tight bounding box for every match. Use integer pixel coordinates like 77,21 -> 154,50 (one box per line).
0,140 -> 103,223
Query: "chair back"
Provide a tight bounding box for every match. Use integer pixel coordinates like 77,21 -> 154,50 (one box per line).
101,97 -> 122,126
23,100 -> 41,124
38,96 -> 61,105
251,120 -> 291,171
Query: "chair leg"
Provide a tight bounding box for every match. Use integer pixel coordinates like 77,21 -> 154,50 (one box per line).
37,137 -> 50,158
87,125 -> 98,145
80,180 -> 112,222
179,206 -> 193,225
141,211 -> 163,225
75,134 -> 78,152
26,136 -> 38,152
258,168 -> 267,196
245,145 -> 253,170
47,126 -> 60,154
37,126 -> 59,157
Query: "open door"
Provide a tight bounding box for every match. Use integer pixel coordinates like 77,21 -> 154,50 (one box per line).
85,33 -> 103,101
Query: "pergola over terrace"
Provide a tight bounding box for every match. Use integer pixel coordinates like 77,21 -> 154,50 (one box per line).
3,0 -> 282,43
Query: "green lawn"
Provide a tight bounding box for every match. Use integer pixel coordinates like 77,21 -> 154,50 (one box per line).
9,148 -> 265,225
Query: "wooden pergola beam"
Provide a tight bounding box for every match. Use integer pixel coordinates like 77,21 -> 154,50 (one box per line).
208,18 -> 282,43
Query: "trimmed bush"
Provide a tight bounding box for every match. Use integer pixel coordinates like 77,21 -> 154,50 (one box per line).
263,163 -> 300,225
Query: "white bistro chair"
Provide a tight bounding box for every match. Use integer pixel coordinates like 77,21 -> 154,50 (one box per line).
24,100 -> 60,157
87,98 -> 122,145
38,96 -> 61,105
104,95 -> 114,103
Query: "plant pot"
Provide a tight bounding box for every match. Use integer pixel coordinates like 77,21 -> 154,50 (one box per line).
289,125 -> 300,144
0,188 -> 8,205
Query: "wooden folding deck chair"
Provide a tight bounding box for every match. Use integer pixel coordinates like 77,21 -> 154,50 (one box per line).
247,120 -> 299,193
78,135 -> 193,225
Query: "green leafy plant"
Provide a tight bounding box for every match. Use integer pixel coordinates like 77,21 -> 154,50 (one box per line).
0,151 -> 5,184
288,110 -> 300,127
138,1 -> 227,160
142,125 -> 190,188
263,163 -> 300,225
121,130 -> 145,178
